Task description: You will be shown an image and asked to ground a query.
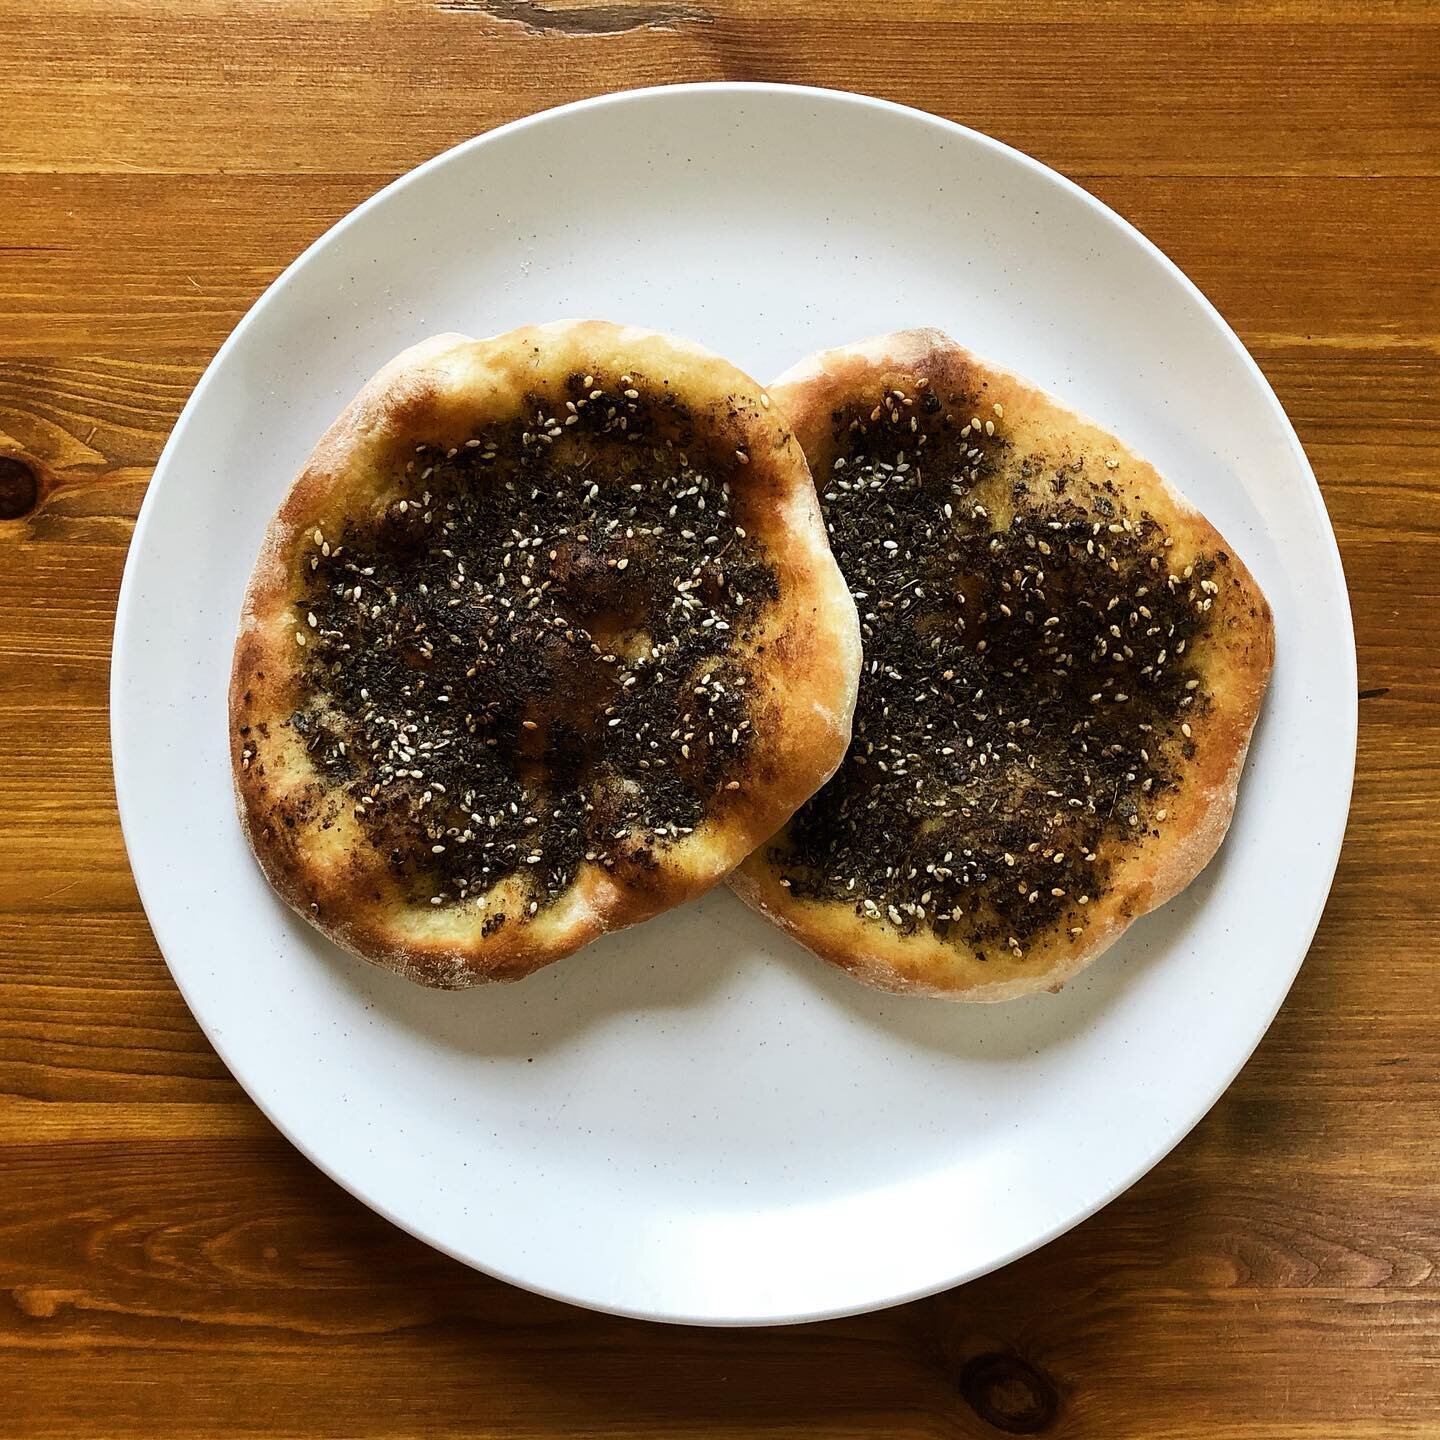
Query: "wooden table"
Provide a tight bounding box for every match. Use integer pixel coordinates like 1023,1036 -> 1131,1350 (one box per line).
3,3 -> 1437,1436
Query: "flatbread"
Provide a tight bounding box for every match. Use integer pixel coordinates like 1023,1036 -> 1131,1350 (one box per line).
731,329 -> 1274,1001
231,321 -> 860,987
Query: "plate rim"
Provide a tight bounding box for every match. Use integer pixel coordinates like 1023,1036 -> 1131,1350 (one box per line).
110,81 -> 1359,1326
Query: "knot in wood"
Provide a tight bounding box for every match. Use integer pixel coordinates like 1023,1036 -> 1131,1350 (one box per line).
956,1351 -> 1059,1434
0,456 -> 39,520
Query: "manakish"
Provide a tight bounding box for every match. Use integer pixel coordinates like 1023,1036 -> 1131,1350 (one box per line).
231,321 -> 860,988
731,329 -> 1274,1001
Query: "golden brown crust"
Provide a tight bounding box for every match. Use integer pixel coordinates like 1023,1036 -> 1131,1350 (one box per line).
231,321 -> 860,987
731,329 -> 1274,1002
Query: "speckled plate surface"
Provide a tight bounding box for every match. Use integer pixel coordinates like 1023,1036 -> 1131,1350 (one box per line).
111,84 -> 1355,1325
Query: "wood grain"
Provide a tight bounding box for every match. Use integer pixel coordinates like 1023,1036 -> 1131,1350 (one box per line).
1,2 -> 1437,1436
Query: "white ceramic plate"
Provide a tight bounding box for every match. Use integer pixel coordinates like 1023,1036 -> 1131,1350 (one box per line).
112,84 -> 1355,1325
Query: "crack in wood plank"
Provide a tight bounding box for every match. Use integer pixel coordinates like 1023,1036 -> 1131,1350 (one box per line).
438,0 -> 713,35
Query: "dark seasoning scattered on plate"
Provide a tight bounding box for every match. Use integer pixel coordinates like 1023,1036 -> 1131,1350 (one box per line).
772,374 -> 1227,961
256,373 -> 779,928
